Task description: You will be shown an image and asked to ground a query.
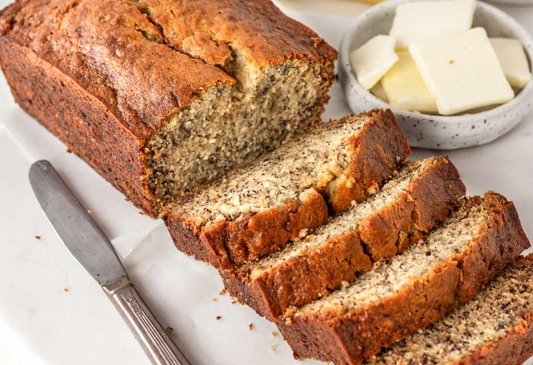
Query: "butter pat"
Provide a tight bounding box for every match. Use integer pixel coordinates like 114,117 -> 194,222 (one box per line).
410,28 -> 514,115
350,35 -> 398,90
490,38 -> 532,89
390,0 -> 476,50
370,82 -> 389,103
381,52 -> 437,113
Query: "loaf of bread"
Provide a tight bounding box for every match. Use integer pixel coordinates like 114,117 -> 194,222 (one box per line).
0,0 -> 337,216
163,110 -> 410,269
222,156 -> 466,320
278,192 -> 530,365
367,255 -> 533,365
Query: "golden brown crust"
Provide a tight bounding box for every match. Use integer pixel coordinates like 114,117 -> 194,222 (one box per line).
221,231 -> 373,321
277,192 -> 531,365
222,156 -> 466,320
165,190 -> 330,267
0,0 -> 337,216
327,110 -> 412,213
126,0 -> 339,68
0,0 -> 233,140
205,190 -> 330,268
0,40 -> 159,215
164,110 -> 411,269
359,155 -> 466,260
0,0 -> 337,139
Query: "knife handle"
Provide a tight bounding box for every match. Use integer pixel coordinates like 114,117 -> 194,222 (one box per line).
103,277 -> 191,365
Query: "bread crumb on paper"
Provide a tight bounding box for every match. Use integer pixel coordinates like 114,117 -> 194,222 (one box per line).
249,323 -> 253,331
270,345 -> 275,352
272,331 -> 278,337
165,327 -> 174,335
216,316 -> 222,321
87,210 -> 93,215
219,289 -> 227,296
64,288 -> 69,292
212,297 -> 217,302
35,235 -> 41,240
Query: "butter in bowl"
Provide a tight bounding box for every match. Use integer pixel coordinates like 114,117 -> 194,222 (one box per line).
339,0 -> 533,149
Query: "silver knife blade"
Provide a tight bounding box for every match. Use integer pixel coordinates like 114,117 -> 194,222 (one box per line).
29,160 -> 126,286
29,160 -> 191,365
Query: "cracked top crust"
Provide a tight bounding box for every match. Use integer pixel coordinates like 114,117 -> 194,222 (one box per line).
0,0 -> 337,140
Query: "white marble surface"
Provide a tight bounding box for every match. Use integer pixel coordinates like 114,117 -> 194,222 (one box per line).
0,1 -> 531,365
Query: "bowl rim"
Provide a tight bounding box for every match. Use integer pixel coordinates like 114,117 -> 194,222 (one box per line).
339,0 -> 533,122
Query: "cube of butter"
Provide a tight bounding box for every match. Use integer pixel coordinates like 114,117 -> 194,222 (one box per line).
381,52 -> 437,113
490,38 -> 532,89
409,28 -> 514,115
350,35 -> 398,90
390,0 -> 476,50
370,81 -> 389,103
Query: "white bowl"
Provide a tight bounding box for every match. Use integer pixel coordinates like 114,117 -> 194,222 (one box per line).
339,0 -> 533,149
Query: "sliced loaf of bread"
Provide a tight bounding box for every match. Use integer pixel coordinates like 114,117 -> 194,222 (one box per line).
278,192 -> 530,365
0,0 -> 338,216
163,110 -> 410,269
222,156 -> 466,320
367,255 -> 533,365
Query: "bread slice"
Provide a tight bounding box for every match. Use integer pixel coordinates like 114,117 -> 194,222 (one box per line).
367,255 -> 533,365
0,0 -> 337,216
222,156 -> 466,320
163,110 -> 410,269
278,192 -> 530,365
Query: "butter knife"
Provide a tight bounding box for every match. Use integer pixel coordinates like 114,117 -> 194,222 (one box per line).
29,160 -> 191,365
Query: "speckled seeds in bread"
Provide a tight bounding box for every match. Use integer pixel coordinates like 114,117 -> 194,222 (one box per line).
278,192 -> 530,365
0,0 -> 337,217
222,156 -> 466,320
367,255 -> 533,365
163,110 -> 411,269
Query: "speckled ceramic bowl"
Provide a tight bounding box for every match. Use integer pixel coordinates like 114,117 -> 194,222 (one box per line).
339,0 -> 533,149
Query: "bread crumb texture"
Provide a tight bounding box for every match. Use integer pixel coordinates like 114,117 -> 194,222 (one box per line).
169,113 -> 373,227
369,256 -> 533,365
242,159 -> 426,279
223,155 -> 464,319
295,195 -> 491,317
